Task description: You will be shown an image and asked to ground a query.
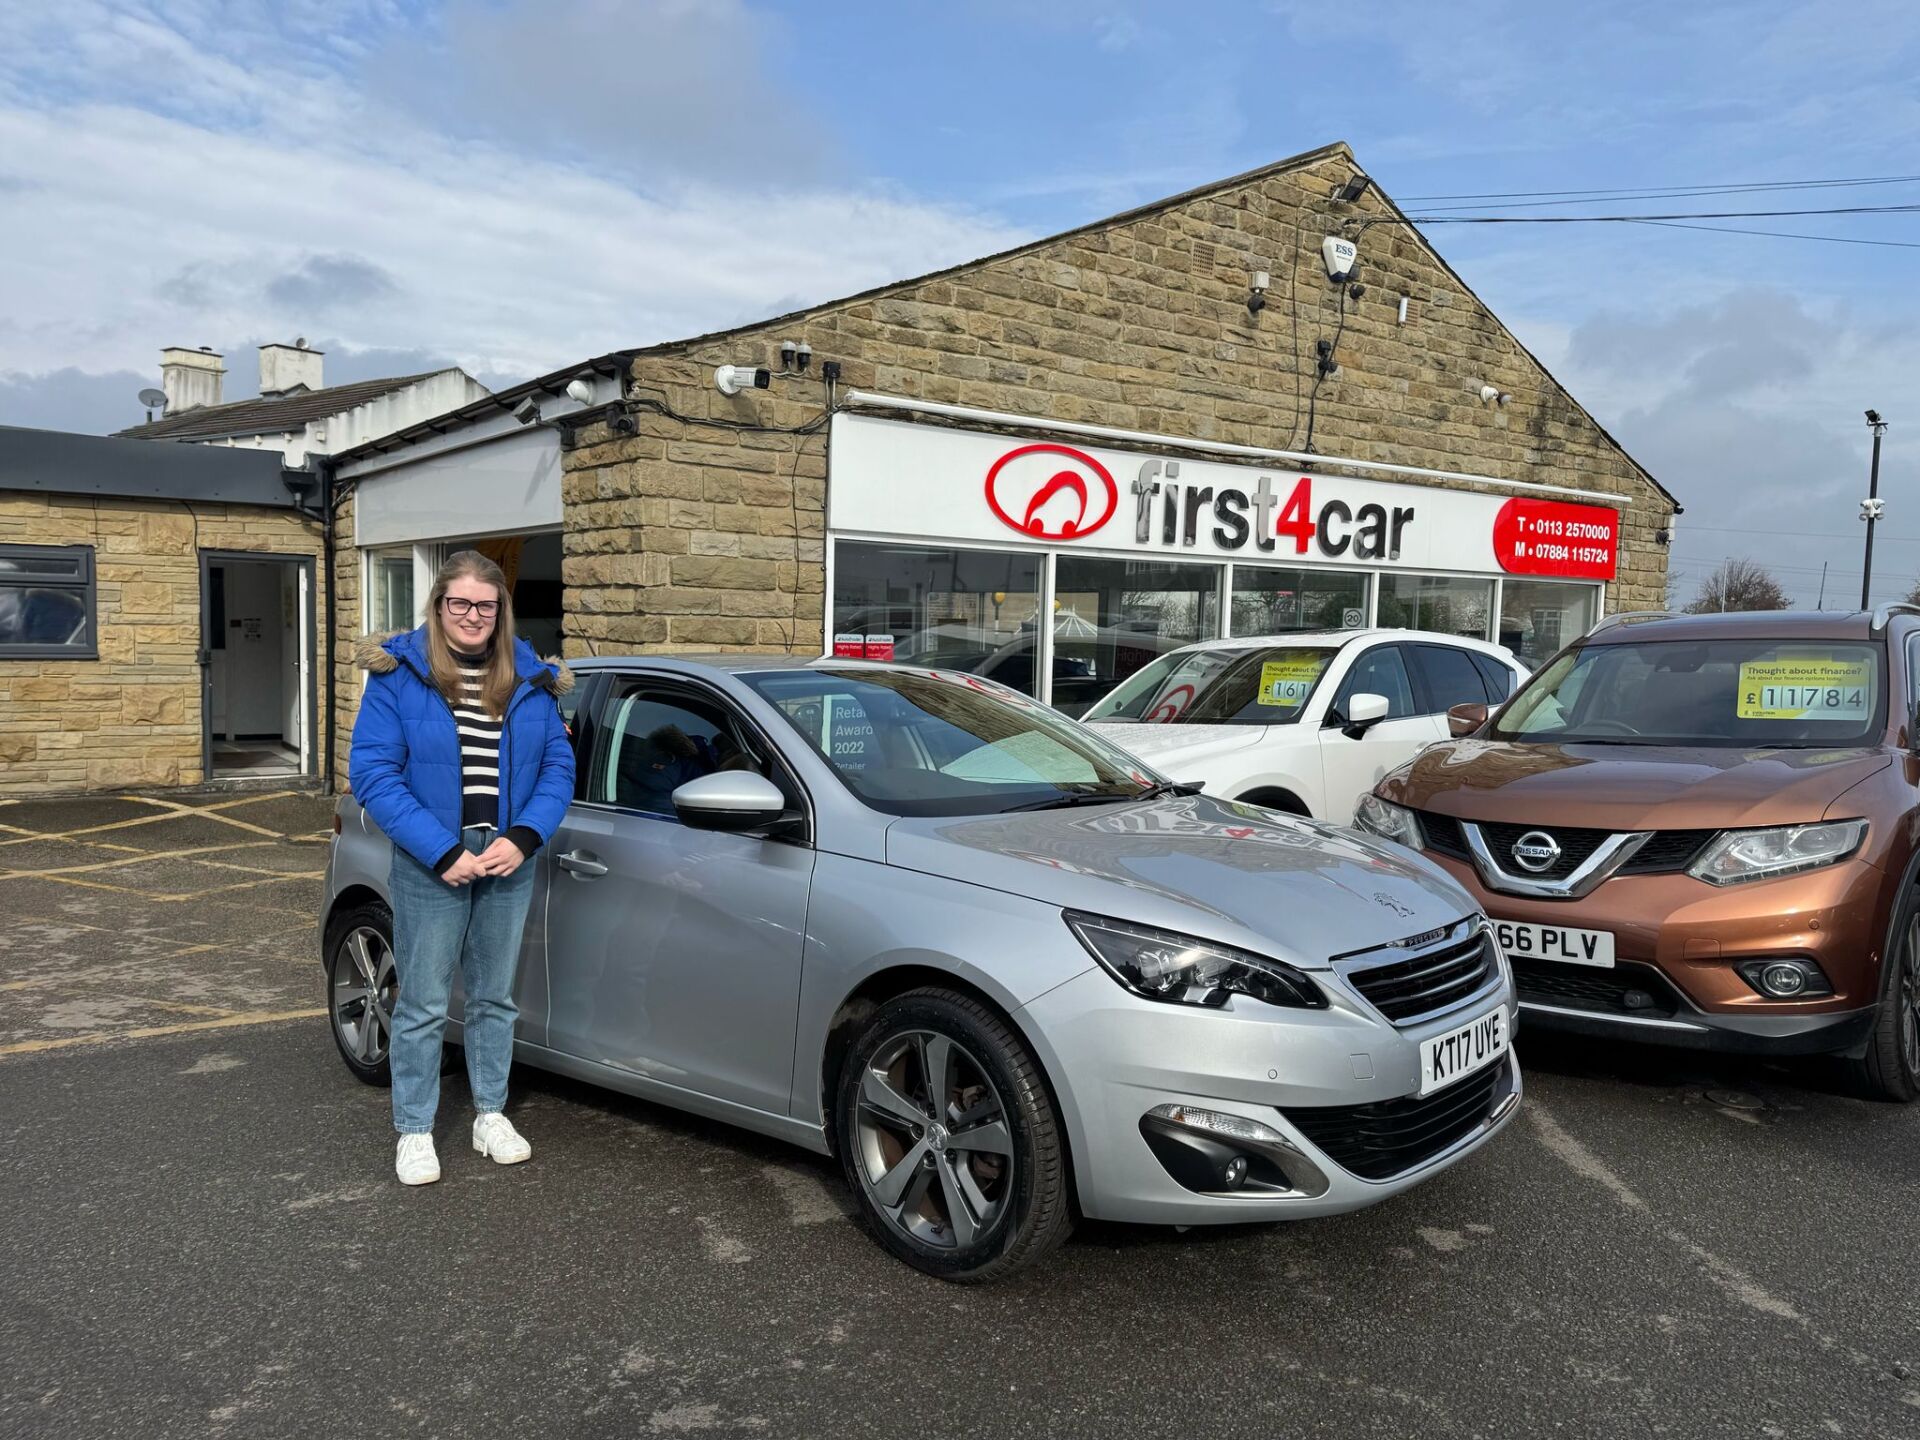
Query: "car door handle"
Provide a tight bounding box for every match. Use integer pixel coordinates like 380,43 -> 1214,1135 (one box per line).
556,850 -> 608,878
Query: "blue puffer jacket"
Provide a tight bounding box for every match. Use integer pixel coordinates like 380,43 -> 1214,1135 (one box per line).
348,626 -> 576,870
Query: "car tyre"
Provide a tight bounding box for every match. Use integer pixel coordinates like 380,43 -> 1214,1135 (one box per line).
1853,887 -> 1920,1103
835,988 -> 1072,1282
326,901 -> 397,1087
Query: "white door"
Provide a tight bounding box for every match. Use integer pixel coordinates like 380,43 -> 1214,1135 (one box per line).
1316,644 -> 1438,824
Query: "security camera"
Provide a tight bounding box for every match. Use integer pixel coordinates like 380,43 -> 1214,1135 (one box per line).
1478,385 -> 1511,406
565,378 -> 594,404
1321,235 -> 1358,282
795,341 -> 812,372
513,397 -> 542,425
714,364 -> 772,397
779,340 -> 798,369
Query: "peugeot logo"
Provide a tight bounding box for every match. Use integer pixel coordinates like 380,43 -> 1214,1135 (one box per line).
984,443 -> 1118,541
1511,831 -> 1562,873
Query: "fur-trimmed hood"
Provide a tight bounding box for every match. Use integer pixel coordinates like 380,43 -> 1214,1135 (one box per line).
354,627 -> 573,696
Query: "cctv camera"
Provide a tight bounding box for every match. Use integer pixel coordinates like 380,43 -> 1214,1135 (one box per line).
565,378 -> 594,405
513,397 -> 542,425
779,340 -> 798,369
714,364 -> 773,397
795,342 -> 812,371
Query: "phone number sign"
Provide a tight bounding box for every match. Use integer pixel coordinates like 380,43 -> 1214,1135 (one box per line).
1492,498 -> 1619,580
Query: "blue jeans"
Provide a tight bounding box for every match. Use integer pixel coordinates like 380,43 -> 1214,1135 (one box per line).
388,827 -> 537,1135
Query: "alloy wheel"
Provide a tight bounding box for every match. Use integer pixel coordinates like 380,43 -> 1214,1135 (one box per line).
853,1030 -> 1016,1250
332,925 -> 396,1068
1903,914 -> 1920,1078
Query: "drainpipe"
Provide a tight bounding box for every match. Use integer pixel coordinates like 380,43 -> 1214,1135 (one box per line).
319,457 -> 339,796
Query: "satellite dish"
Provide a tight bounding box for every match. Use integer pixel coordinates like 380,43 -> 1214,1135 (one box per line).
138,388 -> 167,421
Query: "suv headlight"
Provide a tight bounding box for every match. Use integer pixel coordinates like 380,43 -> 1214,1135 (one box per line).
1065,912 -> 1326,1010
1353,793 -> 1424,850
1687,820 -> 1867,886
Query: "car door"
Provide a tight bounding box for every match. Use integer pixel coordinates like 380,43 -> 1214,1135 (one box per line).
540,672 -> 816,1117
1409,643 -> 1495,741
1316,643 -> 1432,823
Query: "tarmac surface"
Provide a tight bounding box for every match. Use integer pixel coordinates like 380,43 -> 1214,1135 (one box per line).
2,788 -> 1918,1439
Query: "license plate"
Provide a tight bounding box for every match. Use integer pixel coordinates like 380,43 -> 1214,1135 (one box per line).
1418,1005 -> 1511,1097
1493,919 -> 1615,969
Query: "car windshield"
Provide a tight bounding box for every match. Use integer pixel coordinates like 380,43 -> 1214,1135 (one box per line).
1081,645 -> 1337,725
743,668 -> 1164,816
1490,638 -> 1887,748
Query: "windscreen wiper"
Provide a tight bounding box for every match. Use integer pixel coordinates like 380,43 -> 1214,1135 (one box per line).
1137,780 -> 1204,799
1002,791 -> 1144,813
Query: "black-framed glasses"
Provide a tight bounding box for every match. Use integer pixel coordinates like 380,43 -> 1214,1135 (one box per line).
441,597 -> 500,619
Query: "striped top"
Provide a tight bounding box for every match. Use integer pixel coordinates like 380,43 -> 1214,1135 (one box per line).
452,649 -> 502,830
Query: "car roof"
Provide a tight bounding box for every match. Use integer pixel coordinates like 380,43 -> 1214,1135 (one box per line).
1154,628 -> 1520,661
1582,610 -> 1885,645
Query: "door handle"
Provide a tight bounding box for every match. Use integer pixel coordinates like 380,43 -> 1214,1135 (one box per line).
556,850 -> 608,878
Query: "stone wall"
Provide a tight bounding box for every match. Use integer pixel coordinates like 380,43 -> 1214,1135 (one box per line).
561,142 -> 1673,650
0,492 -> 325,795
328,492 -> 359,790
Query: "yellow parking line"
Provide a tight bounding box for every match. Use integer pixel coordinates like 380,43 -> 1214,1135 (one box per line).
0,1006 -> 326,1058
0,841 -> 276,881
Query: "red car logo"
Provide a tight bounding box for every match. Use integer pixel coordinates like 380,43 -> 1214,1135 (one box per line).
984,443 -> 1117,540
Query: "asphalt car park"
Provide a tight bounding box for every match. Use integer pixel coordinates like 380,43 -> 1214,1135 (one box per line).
3,789 -> 1919,1438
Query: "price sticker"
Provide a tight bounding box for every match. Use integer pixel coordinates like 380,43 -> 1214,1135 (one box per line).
1257,654 -> 1327,709
1736,657 -> 1871,720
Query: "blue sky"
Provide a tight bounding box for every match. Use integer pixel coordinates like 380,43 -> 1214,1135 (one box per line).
2,0 -> 1917,605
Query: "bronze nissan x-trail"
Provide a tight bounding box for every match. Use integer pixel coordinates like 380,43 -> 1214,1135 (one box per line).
1355,608 -> 1920,1101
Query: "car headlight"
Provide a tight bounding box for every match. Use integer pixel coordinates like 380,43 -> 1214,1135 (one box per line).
1353,793 -> 1424,850
1687,820 -> 1867,886
1065,912 -> 1326,1010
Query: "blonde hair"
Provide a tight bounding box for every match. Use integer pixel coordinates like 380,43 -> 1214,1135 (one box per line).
424,550 -> 518,718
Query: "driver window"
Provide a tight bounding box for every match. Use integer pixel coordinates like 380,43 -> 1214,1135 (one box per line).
590,684 -> 766,816
1335,646 -> 1416,720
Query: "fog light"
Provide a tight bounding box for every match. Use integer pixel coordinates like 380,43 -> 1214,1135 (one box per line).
1148,1103 -> 1285,1145
1736,959 -> 1833,1000
1622,989 -> 1653,1010
1221,1156 -> 1249,1190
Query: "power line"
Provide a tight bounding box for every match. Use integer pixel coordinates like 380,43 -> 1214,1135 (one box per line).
1406,203 -> 1920,224
1396,174 -> 1920,203
1629,218 -> 1920,249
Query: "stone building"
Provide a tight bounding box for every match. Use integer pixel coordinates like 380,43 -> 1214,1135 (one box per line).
319,141 -> 1675,787
0,427 -> 325,794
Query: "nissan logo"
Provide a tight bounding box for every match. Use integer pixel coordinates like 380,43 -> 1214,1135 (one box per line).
1510,831 -> 1562,873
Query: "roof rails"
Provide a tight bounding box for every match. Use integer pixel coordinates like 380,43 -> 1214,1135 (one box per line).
1586,610 -> 1686,636
1871,602 -> 1920,632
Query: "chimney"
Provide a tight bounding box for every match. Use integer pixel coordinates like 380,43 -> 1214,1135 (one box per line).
160,346 -> 225,413
259,337 -> 324,397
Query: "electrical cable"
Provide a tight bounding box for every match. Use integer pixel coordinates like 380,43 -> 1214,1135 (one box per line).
1409,203 -> 1920,223
1396,173 -> 1920,203
1626,218 -> 1920,249
1282,210 -> 1306,450
1300,280 -> 1352,455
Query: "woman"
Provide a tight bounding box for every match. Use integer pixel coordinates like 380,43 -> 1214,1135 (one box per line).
349,551 -> 576,1186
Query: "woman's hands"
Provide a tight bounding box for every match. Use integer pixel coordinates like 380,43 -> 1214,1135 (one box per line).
439,839 -> 525,886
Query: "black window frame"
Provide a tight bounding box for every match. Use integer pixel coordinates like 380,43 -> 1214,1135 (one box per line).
0,543 -> 98,660
1328,643 -> 1419,724
1468,650 -> 1517,702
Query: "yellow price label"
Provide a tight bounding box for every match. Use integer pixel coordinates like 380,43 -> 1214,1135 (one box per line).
1257,655 -> 1327,708
1736,657 -> 1871,720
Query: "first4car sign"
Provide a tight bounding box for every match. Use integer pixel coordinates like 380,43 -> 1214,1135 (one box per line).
830,414 -> 1619,580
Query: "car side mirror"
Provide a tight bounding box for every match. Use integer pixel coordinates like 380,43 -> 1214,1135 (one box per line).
1448,701 -> 1489,738
1340,692 -> 1390,740
672,772 -> 790,833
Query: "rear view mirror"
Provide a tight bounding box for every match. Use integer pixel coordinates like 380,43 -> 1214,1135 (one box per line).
1341,692 -> 1390,739
1448,702 -> 1489,738
672,772 -> 789,833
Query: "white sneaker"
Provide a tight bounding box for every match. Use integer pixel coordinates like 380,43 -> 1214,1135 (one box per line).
396,1133 -> 440,1186
472,1112 -> 531,1165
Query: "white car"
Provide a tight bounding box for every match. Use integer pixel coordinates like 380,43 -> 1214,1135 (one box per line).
1082,629 -> 1527,825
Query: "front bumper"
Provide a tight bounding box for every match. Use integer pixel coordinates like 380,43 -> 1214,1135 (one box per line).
1417,853 -> 1889,1057
1016,966 -> 1522,1226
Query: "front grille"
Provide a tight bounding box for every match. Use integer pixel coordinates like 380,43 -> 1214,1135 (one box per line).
1618,830 -> 1717,874
1415,814 -> 1719,879
1340,926 -> 1497,1026
1477,821 -> 1609,879
1281,1059 -> 1508,1181
1512,958 -> 1686,1018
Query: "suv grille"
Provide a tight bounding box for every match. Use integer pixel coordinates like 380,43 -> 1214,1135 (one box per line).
1512,958 -> 1686,1018
1414,813 -> 1719,878
1281,1059 -> 1509,1180
1340,925 -> 1496,1026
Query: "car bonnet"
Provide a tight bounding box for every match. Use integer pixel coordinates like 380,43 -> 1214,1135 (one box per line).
885,793 -> 1479,969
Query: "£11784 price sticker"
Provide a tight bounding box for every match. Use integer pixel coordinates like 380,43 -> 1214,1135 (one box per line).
1736,657 -> 1870,720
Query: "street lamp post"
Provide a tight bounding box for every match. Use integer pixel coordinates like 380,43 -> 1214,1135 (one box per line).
1861,410 -> 1888,612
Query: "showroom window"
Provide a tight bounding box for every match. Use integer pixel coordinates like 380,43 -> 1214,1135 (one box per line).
0,544 -> 96,659
831,542 -> 1044,695
1053,556 -> 1221,715
365,547 -> 415,634
1377,573 -> 1493,641
1229,565 -> 1368,636
1498,579 -> 1600,667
